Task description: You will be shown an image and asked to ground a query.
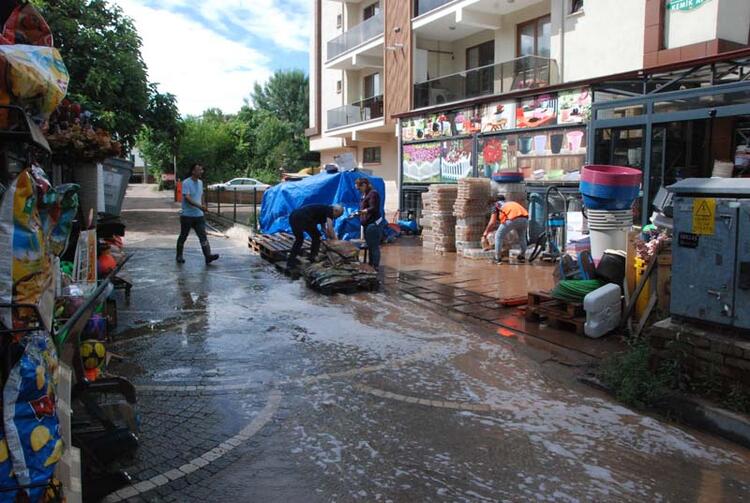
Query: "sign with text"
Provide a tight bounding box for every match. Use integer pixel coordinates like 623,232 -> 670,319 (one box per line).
666,0 -> 710,11
692,198 -> 716,235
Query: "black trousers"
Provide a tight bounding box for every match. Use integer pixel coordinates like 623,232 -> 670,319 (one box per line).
288,213 -> 321,263
176,216 -> 211,258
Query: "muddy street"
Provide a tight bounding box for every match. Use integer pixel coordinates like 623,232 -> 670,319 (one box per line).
102,185 -> 750,503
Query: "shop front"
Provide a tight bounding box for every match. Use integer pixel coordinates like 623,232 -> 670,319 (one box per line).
398,87 -> 592,217
589,79 -> 750,226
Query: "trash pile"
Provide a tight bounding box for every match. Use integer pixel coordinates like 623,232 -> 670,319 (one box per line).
454,178 -> 490,253
421,185 -> 458,253
302,241 -> 377,293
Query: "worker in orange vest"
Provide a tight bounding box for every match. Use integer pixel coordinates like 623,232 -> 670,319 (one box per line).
482,195 -> 529,264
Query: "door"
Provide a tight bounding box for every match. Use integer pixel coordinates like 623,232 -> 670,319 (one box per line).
518,15 -> 551,58
466,40 -> 494,98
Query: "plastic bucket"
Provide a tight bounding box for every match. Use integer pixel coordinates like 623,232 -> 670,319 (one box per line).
580,181 -> 640,210
581,165 -> 642,187
587,210 -> 632,260
533,135 -> 547,155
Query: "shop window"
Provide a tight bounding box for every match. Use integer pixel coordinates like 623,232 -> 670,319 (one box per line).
363,147 -> 381,164
570,0 -> 584,15
363,1 -> 379,21
402,142 -> 442,184
517,15 -> 551,59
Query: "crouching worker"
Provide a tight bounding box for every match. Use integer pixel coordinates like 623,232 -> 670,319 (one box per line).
482,196 -> 529,264
287,204 -> 344,268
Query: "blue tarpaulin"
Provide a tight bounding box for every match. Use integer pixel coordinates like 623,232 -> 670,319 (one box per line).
260,171 -> 386,240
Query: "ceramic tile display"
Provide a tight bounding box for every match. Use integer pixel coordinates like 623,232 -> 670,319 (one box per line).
403,142 -> 442,183
557,87 -> 592,124
516,94 -> 557,128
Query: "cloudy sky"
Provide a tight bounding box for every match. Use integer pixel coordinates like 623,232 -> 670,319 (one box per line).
113,0 -> 311,116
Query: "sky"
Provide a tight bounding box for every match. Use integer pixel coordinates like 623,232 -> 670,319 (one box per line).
113,0 -> 311,116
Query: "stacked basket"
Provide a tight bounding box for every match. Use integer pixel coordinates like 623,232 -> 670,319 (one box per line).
421,185 -> 458,253
454,178 -> 491,252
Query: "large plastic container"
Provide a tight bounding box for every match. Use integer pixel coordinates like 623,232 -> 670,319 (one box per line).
101,158 -> 133,217
580,164 -> 642,210
587,209 -> 632,260
581,165 -> 642,186
584,283 -> 622,338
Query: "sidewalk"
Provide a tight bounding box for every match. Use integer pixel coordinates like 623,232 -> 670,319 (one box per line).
380,238 -> 625,362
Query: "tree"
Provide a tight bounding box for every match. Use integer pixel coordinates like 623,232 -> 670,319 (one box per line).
137,87 -> 182,181
250,70 -> 309,133
35,0 -> 151,148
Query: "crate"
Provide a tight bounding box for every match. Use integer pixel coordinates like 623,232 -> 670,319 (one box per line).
525,291 -> 585,335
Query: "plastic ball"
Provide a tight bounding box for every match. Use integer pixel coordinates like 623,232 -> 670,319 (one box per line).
80,340 -> 106,370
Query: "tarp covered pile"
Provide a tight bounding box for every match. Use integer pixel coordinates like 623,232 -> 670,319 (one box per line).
302,240 -> 377,292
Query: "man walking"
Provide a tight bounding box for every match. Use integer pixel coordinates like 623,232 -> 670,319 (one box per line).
287,204 -> 344,268
482,196 -> 529,264
176,163 -> 220,265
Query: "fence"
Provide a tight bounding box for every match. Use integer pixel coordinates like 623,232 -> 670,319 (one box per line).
204,188 -> 262,230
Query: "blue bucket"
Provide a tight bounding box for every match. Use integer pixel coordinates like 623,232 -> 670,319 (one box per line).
580,181 -> 639,210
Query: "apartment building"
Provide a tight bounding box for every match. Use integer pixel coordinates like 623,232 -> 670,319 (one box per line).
307,0 -> 750,213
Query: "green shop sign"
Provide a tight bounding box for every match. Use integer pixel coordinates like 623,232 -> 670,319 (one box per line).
666,0 -> 710,11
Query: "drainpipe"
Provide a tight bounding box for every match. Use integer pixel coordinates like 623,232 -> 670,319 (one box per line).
559,0 -> 565,83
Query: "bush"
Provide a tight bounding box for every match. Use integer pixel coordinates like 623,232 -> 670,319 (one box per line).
599,340 -> 676,409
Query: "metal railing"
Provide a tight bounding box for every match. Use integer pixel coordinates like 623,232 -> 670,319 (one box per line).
414,0 -> 455,17
327,11 -> 384,61
413,55 -> 560,109
327,94 -> 384,130
204,187 -> 263,230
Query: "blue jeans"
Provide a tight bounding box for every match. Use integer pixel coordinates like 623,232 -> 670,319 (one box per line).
365,223 -> 382,269
495,217 -> 528,261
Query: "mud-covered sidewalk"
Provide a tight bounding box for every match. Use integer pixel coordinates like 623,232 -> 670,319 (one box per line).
103,185 -> 750,503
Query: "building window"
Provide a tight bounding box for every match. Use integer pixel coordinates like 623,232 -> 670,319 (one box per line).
363,73 -> 381,98
336,13 -> 342,28
336,80 -> 342,94
466,40 -> 495,97
363,1 -> 380,21
517,15 -> 551,58
363,147 -> 381,164
570,0 -> 584,14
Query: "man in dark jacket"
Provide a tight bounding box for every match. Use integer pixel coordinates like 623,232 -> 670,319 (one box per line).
287,204 -> 344,268
355,177 -> 383,269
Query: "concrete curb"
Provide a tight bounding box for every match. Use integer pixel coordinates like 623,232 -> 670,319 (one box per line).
579,375 -> 750,449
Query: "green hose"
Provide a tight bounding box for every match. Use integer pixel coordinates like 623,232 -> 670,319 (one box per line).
550,279 -> 603,303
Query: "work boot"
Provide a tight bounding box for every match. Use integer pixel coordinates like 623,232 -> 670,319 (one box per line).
176,243 -> 185,263
202,243 -> 219,265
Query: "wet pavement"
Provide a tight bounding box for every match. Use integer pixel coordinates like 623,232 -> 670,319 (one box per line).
104,185 -> 750,502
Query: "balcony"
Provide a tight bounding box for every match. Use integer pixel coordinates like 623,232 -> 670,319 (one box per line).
413,56 -> 559,109
327,95 -> 384,130
414,0 -> 455,17
327,12 -> 384,62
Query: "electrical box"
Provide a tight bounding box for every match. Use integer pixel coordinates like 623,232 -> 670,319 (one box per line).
669,178 -> 750,331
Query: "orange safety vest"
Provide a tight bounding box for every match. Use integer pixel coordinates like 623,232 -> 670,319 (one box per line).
495,201 -> 528,225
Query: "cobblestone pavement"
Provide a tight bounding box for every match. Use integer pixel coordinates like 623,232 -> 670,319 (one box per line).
101,185 -> 750,502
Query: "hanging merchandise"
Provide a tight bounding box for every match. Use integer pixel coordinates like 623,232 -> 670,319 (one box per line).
1,332 -> 62,502
1,3 -> 54,46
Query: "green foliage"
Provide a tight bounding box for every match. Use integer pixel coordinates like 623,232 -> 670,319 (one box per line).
250,70 -> 309,132
599,340 -> 676,409
137,87 -> 182,177
35,0 -> 151,148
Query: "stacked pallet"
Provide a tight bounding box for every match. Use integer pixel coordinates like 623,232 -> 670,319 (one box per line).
454,178 -> 491,253
421,185 -> 458,252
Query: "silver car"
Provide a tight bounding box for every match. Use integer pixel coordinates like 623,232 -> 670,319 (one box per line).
208,178 -> 270,191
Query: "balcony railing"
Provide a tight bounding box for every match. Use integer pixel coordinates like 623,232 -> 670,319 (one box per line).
413,55 -> 560,109
327,95 -> 384,130
414,0 -> 455,17
327,12 -> 384,61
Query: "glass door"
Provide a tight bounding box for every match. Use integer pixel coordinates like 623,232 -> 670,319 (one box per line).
466,40 -> 494,98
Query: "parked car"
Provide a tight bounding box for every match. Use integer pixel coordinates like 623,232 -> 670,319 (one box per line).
207,178 -> 270,191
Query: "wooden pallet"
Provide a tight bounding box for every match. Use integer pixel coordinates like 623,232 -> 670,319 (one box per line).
525,291 -> 585,335
248,233 -> 310,263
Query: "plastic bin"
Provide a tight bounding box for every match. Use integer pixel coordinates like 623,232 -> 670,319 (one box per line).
101,158 -> 133,217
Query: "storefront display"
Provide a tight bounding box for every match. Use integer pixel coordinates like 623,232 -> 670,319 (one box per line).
401,88 -> 591,188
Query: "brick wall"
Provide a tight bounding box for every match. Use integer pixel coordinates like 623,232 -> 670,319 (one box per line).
649,318 -> 750,392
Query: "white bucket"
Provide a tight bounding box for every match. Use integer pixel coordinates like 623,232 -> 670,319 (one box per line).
712,160 -> 734,178
587,209 -> 632,260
